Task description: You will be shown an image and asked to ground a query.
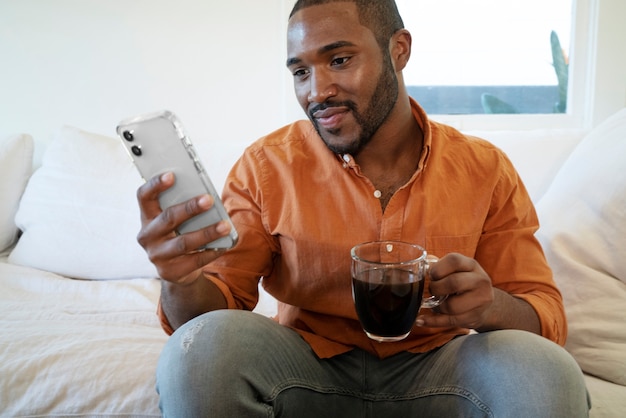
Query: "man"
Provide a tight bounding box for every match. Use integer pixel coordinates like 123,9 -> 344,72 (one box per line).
140,0 -> 589,416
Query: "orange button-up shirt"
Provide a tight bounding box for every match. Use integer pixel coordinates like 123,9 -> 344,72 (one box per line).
159,99 -> 566,359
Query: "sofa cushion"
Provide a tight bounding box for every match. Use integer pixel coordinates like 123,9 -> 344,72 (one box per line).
536,108 -> 626,385
0,134 -> 34,253
9,126 -> 157,280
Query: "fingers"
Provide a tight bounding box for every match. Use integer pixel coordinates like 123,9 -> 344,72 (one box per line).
143,220 -> 231,262
428,253 -> 475,294
151,194 -> 215,239
151,245 -> 226,284
417,300 -> 491,329
139,218 -> 231,284
135,172 -> 233,284
137,172 -> 216,244
137,172 -> 175,223
417,253 -> 494,329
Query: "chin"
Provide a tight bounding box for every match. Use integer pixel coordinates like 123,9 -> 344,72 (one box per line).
312,121 -> 360,155
324,138 -> 360,155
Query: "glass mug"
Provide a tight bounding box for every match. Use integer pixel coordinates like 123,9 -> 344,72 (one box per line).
351,241 -> 447,342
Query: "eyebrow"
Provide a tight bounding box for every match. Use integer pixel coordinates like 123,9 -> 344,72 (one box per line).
286,40 -> 357,67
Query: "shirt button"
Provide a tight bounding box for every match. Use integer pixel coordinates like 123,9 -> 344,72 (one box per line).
373,190 -> 382,199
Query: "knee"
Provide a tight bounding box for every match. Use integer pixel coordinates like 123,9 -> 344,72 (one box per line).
457,330 -> 589,416
156,311 -> 275,413
460,330 -> 582,382
157,311 -> 264,387
492,330 -> 581,377
159,310 -> 266,367
156,310 -> 305,416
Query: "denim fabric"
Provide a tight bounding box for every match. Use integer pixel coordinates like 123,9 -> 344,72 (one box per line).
157,310 -> 589,417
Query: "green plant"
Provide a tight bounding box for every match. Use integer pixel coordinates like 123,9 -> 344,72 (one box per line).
481,93 -> 518,114
550,30 -> 569,113
481,31 -> 569,114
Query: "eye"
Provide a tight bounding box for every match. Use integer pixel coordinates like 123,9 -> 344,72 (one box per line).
292,67 -> 310,79
331,56 -> 351,67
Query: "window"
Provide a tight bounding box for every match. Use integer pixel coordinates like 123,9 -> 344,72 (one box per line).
393,0 -> 600,130
396,0 -> 573,116
282,0 -> 610,130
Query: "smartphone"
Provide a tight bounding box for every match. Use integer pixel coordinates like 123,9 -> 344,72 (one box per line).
116,110 -> 238,250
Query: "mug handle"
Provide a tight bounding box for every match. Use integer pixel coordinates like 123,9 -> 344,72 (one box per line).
421,254 -> 448,309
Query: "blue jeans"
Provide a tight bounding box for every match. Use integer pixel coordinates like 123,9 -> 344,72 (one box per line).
156,310 -> 589,417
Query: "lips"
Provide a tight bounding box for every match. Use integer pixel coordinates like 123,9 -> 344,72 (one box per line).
312,106 -> 350,130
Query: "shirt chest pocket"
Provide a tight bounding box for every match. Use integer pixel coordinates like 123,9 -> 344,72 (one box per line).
426,232 -> 482,258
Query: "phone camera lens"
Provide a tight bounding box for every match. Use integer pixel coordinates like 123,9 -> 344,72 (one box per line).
131,145 -> 142,156
123,131 -> 134,141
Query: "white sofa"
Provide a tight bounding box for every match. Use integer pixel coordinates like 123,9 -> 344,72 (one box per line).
1,110 -> 624,417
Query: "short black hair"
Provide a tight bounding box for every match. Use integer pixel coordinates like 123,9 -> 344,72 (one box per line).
289,0 -> 405,50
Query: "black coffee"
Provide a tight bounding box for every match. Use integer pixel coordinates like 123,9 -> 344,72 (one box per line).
352,268 -> 424,338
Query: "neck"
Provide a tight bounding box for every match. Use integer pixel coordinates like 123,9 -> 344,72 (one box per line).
355,97 -> 424,211
355,95 -> 422,170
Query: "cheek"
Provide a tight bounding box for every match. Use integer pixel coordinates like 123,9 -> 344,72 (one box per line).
294,83 -> 310,111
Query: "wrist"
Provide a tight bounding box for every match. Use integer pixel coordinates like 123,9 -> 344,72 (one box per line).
476,288 -> 541,334
160,269 -> 204,287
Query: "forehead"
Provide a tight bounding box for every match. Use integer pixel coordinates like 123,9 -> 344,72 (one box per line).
287,3 -> 376,59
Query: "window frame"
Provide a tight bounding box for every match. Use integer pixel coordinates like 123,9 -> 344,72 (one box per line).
424,0 -> 597,131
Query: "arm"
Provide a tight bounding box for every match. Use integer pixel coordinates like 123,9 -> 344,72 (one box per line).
137,172 -> 232,332
417,151 -> 564,343
477,288 -> 540,334
160,277 -> 227,331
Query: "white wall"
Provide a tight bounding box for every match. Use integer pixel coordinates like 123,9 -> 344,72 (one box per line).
1,0 -> 291,183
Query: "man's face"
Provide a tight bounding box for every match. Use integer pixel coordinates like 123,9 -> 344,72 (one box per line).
287,3 -> 399,155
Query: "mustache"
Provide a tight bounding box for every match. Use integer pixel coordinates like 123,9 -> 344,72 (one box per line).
308,100 -> 357,117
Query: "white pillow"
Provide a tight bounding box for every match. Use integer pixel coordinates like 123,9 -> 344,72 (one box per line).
536,108 -> 626,385
9,126 -> 157,280
0,134 -> 34,253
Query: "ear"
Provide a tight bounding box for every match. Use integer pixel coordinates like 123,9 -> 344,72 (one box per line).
389,29 -> 412,71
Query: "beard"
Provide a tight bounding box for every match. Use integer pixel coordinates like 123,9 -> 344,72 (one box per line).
309,54 -> 399,155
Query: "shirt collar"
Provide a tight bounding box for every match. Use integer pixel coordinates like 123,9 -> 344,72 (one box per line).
409,97 -> 432,172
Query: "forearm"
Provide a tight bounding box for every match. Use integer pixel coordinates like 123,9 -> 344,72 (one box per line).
160,274 -> 228,331
476,288 -> 541,335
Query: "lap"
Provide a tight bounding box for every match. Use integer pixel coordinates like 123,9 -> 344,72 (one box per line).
157,310 -> 589,417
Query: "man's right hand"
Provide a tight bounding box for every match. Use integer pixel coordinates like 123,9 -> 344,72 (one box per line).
136,172 -> 233,286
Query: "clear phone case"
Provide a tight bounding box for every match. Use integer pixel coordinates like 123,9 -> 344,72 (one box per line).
117,110 -> 238,250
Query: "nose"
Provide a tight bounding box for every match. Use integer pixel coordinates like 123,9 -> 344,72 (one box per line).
307,68 -> 337,104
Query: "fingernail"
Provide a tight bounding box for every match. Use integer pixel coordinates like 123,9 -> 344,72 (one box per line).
198,195 -> 212,208
161,172 -> 174,182
216,220 -> 230,234
416,318 -> 425,327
